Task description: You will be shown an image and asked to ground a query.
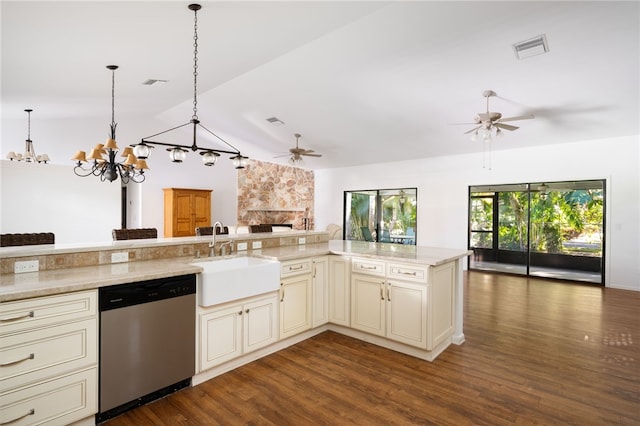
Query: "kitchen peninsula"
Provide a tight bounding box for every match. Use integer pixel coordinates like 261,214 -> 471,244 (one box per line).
0,232 -> 469,426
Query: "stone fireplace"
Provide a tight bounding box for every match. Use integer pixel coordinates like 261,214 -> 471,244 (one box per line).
237,160 -> 314,230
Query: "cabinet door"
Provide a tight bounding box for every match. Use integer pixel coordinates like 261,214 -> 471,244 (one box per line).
386,280 -> 428,348
350,274 -> 385,337
243,295 -> 278,354
329,256 -> 350,326
279,274 -> 312,339
192,191 -> 211,230
199,304 -> 242,371
312,257 -> 329,328
174,192 -> 195,236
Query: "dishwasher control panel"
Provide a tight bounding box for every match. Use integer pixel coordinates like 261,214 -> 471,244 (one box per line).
99,274 -> 196,311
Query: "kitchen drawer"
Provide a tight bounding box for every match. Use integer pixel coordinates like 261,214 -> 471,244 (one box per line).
281,259 -> 312,278
1,318 -> 98,391
0,367 -> 97,426
352,258 -> 385,276
0,290 -> 97,336
388,262 -> 429,284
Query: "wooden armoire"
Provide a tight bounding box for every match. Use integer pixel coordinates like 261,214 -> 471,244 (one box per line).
163,188 -> 212,237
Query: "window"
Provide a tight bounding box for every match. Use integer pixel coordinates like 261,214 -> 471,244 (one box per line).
344,188 -> 417,245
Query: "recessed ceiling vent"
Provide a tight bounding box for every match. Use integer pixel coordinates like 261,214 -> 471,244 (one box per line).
266,117 -> 285,126
142,79 -> 168,86
513,34 -> 549,59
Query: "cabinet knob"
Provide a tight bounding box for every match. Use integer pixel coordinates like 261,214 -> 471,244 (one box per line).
238,311 -> 243,315
245,309 -> 250,314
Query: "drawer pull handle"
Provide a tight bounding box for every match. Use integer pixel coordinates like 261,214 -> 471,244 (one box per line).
0,408 -> 35,425
360,265 -> 377,270
288,265 -> 304,271
398,271 -> 417,276
0,353 -> 34,367
0,311 -> 34,322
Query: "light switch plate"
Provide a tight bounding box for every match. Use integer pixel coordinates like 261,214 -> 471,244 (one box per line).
111,252 -> 129,263
15,260 -> 39,274
237,242 -> 248,251
252,241 -> 262,249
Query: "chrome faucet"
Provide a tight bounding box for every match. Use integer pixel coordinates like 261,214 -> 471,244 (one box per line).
209,221 -> 223,256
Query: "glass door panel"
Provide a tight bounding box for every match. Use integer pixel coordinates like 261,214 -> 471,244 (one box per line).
344,188 -> 417,244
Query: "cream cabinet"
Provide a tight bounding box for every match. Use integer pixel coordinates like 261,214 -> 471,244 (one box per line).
199,293 -> 278,371
0,290 -> 98,425
351,258 -> 442,350
279,259 -> 313,339
163,188 -> 212,237
311,256 -> 329,328
328,256 -> 351,326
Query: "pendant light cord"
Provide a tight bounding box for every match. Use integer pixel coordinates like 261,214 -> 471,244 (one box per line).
192,6 -> 199,121
111,68 -> 116,127
26,109 -> 31,140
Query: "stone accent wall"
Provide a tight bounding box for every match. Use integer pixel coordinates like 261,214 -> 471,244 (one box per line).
237,160 -> 314,230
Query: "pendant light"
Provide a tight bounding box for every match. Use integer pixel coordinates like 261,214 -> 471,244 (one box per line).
71,65 -> 148,183
133,3 -> 249,169
6,109 -> 50,163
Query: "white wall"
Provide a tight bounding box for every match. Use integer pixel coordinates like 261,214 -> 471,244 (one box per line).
132,153 -> 239,237
0,160 -> 121,244
315,136 -> 640,291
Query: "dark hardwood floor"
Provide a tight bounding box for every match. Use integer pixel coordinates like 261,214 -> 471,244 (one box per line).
105,271 -> 640,425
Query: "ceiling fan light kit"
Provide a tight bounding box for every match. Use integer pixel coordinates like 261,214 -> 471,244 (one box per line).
274,133 -> 322,166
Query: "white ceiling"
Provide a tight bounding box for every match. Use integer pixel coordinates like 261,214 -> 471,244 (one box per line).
2,1 -> 639,170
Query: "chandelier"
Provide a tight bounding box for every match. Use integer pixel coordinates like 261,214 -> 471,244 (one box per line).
72,65 -> 148,183
6,109 -> 50,163
132,3 -> 249,169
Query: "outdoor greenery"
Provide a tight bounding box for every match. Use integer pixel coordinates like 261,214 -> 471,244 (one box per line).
471,188 -> 603,257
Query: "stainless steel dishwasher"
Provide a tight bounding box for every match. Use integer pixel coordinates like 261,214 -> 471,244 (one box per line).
96,274 -> 196,423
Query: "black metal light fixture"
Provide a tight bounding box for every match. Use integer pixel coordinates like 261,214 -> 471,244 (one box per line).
6,109 -> 50,163
72,65 -> 148,183
133,3 -> 249,169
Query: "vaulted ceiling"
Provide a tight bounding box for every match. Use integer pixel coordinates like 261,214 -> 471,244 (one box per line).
2,1 -> 638,169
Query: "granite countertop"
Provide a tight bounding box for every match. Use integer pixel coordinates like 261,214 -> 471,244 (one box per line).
1,241 -> 470,302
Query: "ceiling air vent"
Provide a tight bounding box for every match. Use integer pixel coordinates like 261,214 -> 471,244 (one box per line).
266,117 -> 285,126
513,34 -> 549,60
142,79 -> 168,86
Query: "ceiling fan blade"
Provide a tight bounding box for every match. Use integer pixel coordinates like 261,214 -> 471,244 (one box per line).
499,114 -> 535,122
464,125 -> 482,135
494,123 -> 519,131
302,153 -> 322,157
273,153 -> 290,158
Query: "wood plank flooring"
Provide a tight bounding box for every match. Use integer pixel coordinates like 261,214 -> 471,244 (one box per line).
104,272 -> 639,425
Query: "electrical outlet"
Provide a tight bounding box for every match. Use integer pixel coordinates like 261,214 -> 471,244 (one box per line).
14,260 -> 39,274
111,252 -> 129,263
237,242 -> 248,251
252,241 -> 262,249
298,237 -> 306,245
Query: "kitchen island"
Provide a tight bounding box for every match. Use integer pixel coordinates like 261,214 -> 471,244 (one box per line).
1,236 -> 469,425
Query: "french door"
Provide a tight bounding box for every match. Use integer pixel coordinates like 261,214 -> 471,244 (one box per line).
468,180 -> 605,284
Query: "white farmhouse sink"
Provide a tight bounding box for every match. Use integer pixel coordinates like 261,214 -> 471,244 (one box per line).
191,257 -> 281,306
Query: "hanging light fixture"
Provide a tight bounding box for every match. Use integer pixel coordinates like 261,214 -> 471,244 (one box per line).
6,109 -> 50,164
71,65 -> 148,183
132,3 -> 249,169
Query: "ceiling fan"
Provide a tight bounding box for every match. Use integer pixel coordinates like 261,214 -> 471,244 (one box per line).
463,90 -> 535,140
275,133 -> 322,165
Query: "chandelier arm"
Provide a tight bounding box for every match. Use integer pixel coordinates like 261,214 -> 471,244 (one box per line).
139,121 -> 194,142
196,123 -> 241,154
